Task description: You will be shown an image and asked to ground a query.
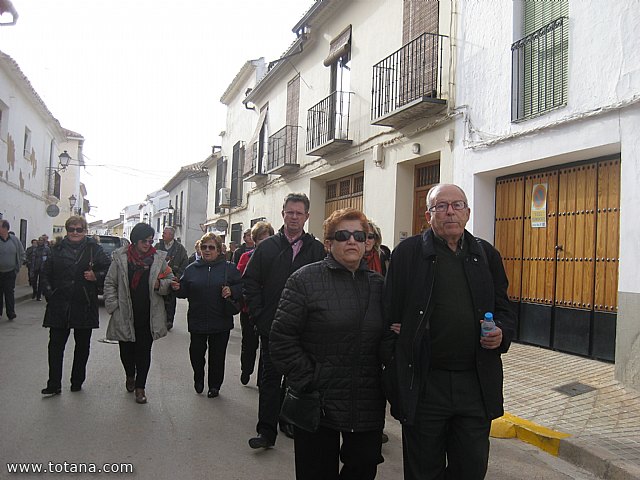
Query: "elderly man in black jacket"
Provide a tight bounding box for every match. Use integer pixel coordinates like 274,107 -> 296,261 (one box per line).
243,193 -> 325,449
383,184 -> 516,480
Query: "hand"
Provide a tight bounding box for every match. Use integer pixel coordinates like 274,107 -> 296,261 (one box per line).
83,270 -> 96,282
221,285 -> 231,299
480,326 -> 503,349
154,279 -> 160,290
171,279 -> 180,291
390,323 -> 401,335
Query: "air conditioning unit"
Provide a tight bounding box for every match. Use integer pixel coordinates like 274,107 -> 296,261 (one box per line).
218,187 -> 231,208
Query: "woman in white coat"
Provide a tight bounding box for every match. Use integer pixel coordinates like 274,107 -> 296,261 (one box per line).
104,223 -> 174,404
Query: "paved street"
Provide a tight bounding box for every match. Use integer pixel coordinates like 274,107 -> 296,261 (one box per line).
0,297 -> 600,479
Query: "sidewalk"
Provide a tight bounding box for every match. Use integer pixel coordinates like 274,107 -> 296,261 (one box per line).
501,343 -> 640,480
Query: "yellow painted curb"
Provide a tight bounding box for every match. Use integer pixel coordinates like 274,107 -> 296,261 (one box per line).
491,412 -> 571,456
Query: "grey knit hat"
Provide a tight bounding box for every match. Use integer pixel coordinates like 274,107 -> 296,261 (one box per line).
130,223 -> 155,245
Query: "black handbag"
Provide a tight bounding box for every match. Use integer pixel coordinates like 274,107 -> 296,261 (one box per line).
279,387 -> 322,433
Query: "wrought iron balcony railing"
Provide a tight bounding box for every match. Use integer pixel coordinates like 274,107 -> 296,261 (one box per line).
267,125 -> 299,174
371,32 -> 447,127
243,140 -> 267,182
511,17 -> 568,122
306,90 -> 353,156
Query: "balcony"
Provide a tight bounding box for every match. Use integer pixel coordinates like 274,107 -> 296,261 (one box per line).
242,141 -> 268,183
267,125 -> 300,175
511,17 -> 568,122
306,91 -> 353,157
371,32 -> 447,128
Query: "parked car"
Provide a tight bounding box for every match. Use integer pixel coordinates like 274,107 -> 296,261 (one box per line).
95,235 -> 130,295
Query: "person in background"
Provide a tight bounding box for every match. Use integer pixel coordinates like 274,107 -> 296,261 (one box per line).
243,193 -> 325,449
24,239 -> 37,287
227,241 -> 237,262
188,239 -> 201,265
40,216 -> 111,395
271,208 -> 394,479
236,221 -> 274,386
154,226 -> 188,330
0,219 -> 25,321
233,228 -> 255,265
364,220 -> 389,277
172,233 -> 242,398
104,223 -> 174,404
30,235 -> 50,301
383,183 -> 516,480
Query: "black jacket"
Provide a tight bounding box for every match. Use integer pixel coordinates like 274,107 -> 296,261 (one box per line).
242,228 -> 325,336
41,237 -> 111,329
271,255 -> 394,432
175,257 -> 242,334
382,229 -> 516,425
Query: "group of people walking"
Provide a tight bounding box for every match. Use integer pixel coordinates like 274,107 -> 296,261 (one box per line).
30,183 -> 515,480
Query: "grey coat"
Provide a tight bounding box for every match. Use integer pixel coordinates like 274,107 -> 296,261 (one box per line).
104,247 -> 174,342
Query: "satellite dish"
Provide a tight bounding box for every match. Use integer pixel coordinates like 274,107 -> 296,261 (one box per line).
46,204 -> 60,217
214,219 -> 228,231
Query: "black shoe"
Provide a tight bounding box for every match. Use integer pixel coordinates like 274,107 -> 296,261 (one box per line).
381,432 -> 389,444
194,382 -> 204,394
126,376 -> 135,393
248,434 -> 274,449
279,423 -> 295,439
36,297 -> 41,301
240,372 -> 250,385
207,388 -> 219,398
70,384 -> 82,392
166,322 -> 173,331
41,386 -> 61,396
7,312 -> 16,320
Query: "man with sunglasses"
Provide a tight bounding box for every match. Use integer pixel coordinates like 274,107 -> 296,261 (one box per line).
243,193 -> 325,449
383,184 -> 516,480
40,216 -> 111,395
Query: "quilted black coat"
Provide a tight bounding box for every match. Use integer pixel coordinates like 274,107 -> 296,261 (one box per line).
270,254 -> 395,433
41,237 -> 111,329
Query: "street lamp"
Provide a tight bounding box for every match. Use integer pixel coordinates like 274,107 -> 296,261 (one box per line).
69,194 -> 77,210
143,212 -> 149,224
58,151 -> 72,171
168,201 -> 174,216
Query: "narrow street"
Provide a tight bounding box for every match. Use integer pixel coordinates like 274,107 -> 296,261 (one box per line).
0,298 -> 599,479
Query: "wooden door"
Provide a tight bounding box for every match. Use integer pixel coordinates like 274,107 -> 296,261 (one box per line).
413,161 -> 440,235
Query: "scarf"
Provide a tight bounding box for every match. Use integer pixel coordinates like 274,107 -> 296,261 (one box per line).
127,244 -> 156,290
364,249 -> 382,274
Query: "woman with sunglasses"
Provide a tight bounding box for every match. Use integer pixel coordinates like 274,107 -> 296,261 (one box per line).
104,223 -> 174,404
172,233 -> 242,398
40,216 -> 111,395
363,221 -> 390,277
270,208 -> 395,479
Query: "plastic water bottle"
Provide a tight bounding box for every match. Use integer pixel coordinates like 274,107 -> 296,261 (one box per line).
481,312 -> 496,346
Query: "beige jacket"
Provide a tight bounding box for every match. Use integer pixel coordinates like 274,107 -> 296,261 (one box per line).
104,247 -> 173,342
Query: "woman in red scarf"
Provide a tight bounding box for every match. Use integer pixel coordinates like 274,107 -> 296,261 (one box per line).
363,221 -> 389,276
104,223 -> 174,404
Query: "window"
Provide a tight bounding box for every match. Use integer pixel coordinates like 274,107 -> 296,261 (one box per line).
215,157 -> 227,214
19,219 -> 27,247
23,126 -> 31,158
230,222 -> 243,245
230,141 -> 244,207
512,0 -> 569,121
328,27 -> 351,141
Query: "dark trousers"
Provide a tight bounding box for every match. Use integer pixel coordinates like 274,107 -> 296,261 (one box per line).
118,323 -> 154,389
294,426 -> 382,480
240,312 -> 260,376
164,292 -> 177,325
189,331 -> 231,389
46,327 -> 93,389
402,369 -> 491,480
0,270 -> 17,316
256,334 -> 286,442
31,270 -> 44,299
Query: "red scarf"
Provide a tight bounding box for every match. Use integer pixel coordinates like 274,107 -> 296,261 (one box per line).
126,244 -> 157,290
364,249 -> 382,274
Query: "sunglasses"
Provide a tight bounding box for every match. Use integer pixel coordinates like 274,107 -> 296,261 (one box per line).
200,245 -> 217,251
331,230 -> 366,242
366,234 -> 376,240
66,227 -> 84,233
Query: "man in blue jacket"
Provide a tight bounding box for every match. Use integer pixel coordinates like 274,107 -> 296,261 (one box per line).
383,184 -> 516,480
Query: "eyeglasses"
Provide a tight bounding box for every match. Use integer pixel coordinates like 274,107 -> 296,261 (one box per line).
284,211 -> 306,217
65,227 -> 84,233
366,234 -> 376,240
330,230 -> 367,242
428,201 -> 468,213
200,245 -> 217,251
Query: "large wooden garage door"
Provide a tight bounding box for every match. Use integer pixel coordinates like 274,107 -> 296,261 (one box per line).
495,157 -> 620,361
